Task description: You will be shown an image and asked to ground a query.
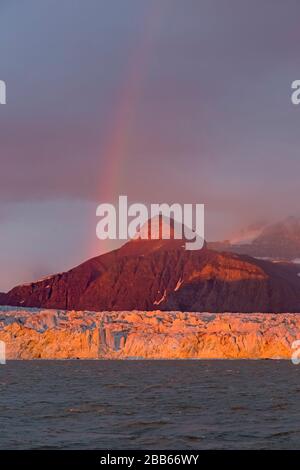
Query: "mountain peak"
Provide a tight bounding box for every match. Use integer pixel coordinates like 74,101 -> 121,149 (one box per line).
133,215 -> 184,241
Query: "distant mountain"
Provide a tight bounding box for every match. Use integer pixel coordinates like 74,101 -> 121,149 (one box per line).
1,218 -> 300,312
209,216 -> 300,261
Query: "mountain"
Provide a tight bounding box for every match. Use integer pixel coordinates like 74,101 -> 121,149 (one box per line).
1,219 -> 300,312
209,216 -> 300,261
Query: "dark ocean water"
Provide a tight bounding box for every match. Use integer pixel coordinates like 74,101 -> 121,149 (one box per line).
0,360 -> 300,450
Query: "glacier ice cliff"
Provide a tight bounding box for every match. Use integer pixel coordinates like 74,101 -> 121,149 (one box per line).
0,307 -> 299,359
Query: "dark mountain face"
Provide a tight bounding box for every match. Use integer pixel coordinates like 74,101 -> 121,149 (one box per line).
1,237 -> 300,313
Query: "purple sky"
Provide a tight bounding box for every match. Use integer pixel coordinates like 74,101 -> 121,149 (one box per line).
0,0 -> 300,291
